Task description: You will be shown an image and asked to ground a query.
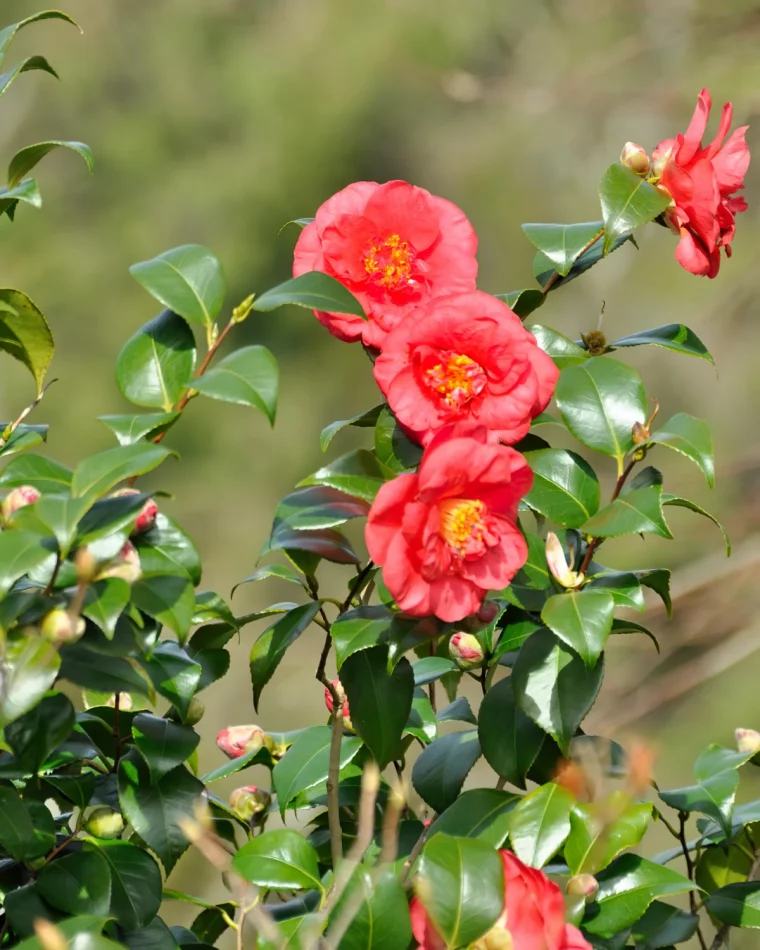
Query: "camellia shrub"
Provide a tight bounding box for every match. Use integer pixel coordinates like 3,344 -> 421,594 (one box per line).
0,10 -> 757,950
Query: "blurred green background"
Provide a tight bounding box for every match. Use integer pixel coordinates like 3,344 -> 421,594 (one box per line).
3,0 -> 760,942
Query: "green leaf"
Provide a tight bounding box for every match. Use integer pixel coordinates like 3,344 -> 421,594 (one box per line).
496,289 -> 545,319
629,901 -> 699,949
512,628 -> 604,754
139,642 -> 201,718
233,829 -> 322,892
83,579 -> 131,638
0,529 -> 54,594
508,781 -> 575,868
232,564 -> 304,595
428,789 -> 517,847
0,422 -> 47,459
411,730 -> 481,813
341,647 -> 414,768
299,449 -> 389,503
135,514 -> 201,585
330,605 -> 438,670
541,590 -> 615,668
416,834 -> 504,949
584,855 -> 697,937
0,289 -> 54,394
696,841 -> 753,894
250,602 -> 322,710
5,692 -> 75,773
478,676 -> 543,789
132,574 -> 195,638
0,178 -> 43,219
583,484 -> 673,540
72,443 -> 173,500
116,310 -> 196,411
0,786 -> 55,860
272,725 -> 363,812
132,712 -> 199,781
527,324 -> 588,369
253,271 -> 365,318
190,903 -> 237,944
405,687 -> 438,745
0,637 -> 60,728
412,657 -> 458,686
555,357 -> 647,465
130,246 -> 225,329
662,495 -> 731,555
8,140 -> 93,189
85,840 -> 161,931
264,525 -> 360,567
0,58 -> 58,101
37,849 -> 112,917
587,570 -> 645,612
612,324 -> 713,363
599,163 -> 671,251
13,918 -> 111,950
522,221 -> 605,277
659,744 -> 752,836
99,412 -> 180,447
565,795 -> 652,876
192,345 -> 279,424
0,11 -> 78,68
270,486 -> 369,533
649,412 -> 715,488
0,453 -> 72,494
374,409 -> 423,473
320,405 -> 384,452
332,868 -> 411,950
706,882 -> 760,929
118,750 -> 204,873
524,449 -> 600,528
121,918 -> 179,950
76,491 -> 155,546
437,696 -> 477,726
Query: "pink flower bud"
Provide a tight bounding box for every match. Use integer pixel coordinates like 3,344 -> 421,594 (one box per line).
2,485 -> 40,522
449,632 -> 484,670
41,609 -> 85,644
476,600 -> 500,625
546,532 -> 584,589
97,541 -> 142,585
111,488 -> 159,536
216,724 -> 266,759
324,679 -> 353,731
566,873 -> 599,902
736,728 -> 760,756
650,138 -> 676,179
620,142 -> 650,177
229,785 -> 271,822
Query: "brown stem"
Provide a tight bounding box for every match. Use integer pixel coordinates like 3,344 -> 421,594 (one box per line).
579,456 -> 637,576
540,229 -> 605,297
341,561 -> 374,612
43,553 -> 62,596
0,378 -> 57,449
428,640 -> 437,713
112,690 -> 123,770
326,682 -> 345,869
43,831 -> 77,865
678,812 -> 708,950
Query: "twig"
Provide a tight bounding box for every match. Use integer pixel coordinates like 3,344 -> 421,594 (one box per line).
428,641 -> 437,713
539,229 -> 605,297
43,831 -> 77,865
677,812 -> 708,950
341,562 -> 375,612
579,456 -> 637,576
112,690 -> 123,770
0,378 -> 57,449
43,553 -> 62,596
326,681 -> 346,869
400,822 -> 431,886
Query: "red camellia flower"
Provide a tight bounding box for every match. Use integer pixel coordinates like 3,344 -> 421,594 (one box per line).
292,180 -> 478,348
365,425 -> 531,622
411,850 -> 591,950
373,291 -> 558,446
654,88 -> 750,278
324,678 -> 353,732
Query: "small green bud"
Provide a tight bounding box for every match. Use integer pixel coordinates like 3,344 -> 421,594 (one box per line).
41,609 -> 85,644
184,696 -> 205,725
229,785 -> 271,823
232,293 -> 255,323
449,632 -> 484,670
566,873 -> 599,902
85,806 -> 125,839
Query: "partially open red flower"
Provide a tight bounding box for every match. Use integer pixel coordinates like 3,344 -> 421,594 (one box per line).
653,88 -> 750,277
374,291 -> 558,446
324,678 -> 353,731
411,850 -> 591,950
365,425 -> 531,622
293,180 -> 477,347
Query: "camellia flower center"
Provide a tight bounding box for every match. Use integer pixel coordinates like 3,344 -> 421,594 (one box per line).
425,352 -> 487,410
363,233 -> 415,289
439,498 -> 489,556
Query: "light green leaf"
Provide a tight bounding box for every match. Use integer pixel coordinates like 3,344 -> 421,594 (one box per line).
192,345 -> 279,424
599,163 -> 671,251
508,782 -> 575,868
541,590 -> 615,668
524,448 -> 600,528
116,310 -> 196,411
72,443 -> 174,500
233,829 -> 322,892
253,272 -> 365,318
272,725 -> 363,812
130,245 -> 225,328
649,412 -> 714,488
0,289 -> 54,394
522,221 -> 604,277
8,141 -> 93,189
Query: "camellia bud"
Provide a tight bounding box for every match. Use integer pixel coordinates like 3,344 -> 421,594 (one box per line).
41,608 -> 85,644
546,532 -> 584,590
98,541 -> 142,584
1,485 -> 40,523
75,546 -> 98,583
111,488 -> 159,536
476,600 -> 500,625
184,696 -> 205,725
85,806 -> 125,839
449,632 -> 485,670
650,139 -> 675,179
567,874 -> 599,902
34,920 -> 67,950
216,724 -> 266,759
620,141 -> 650,177
229,785 -> 271,822
736,728 -> 760,756
324,679 -> 353,732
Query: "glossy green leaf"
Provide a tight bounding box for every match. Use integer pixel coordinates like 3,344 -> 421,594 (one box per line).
13,918 -> 112,950
496,289 -> 546,319
130,245 -> 225,328
253,271 -> 365,318
341,647 -> 414,768
437,696 -> 477,726
233,829 -> 322,892
696,840 -> 753,894
478,676 -> 543,789
649,412 -> 714,488
37,849 -> 112,917
231,564 -> 304,595
428,789 -> 517,847
190,903 -> 237,944
524,449 -> 600,528
0,289 -> 54,394
132,574 -> 195,638
0,786 -> 55,860
612,324 -> 713,363
135,514 -> 201,585
555,357 -> 646,464
565,794 -> 651,876
405,687 -> 438,745
272,725 -> 363,812
86,840 -> 162,931
8,140 -> 93,189
0,57 -> 58,101
527,324 -> 588,369
82,579 -> 131,638
583,483 -> 673,540
320,405 -> 385,452
374,409 -> 423,473
541,590 -> 615,668
200,743 -> 273,784
0,422 -> 47,458
131,712 -> 199,781
662,495 -> 731,555
0,11 -> 78,68
416,834 -> 504,949
587,570 -> 645,612
0,453 -> 72,494
118,749 -> 204,873
0,178 -> 43,218
629,901 -> 699,949
270,486 -> 369,533
331,605 -> 438,670
512,628 -> 604,754
522,221 -> 604,277
412,656 -> 458,686
76,491 -> 155,546
5,692 -> 75,773
0,529 -> 53,594
250,602 -> 322,710
411,730 -> 481,813
116,310 -> 196,411
508,781 -> 574,868
72,443 -> 173,500
0,637 -> 60,728
706,882 -> 760,929
299,449 -> 389,503
332,868 -> 411,950
265,524 -> 360,567
192,345 -> 279,424
99,412 -> 180,447
599,163 -> 671,251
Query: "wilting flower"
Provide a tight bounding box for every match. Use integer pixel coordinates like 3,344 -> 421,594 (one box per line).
111,488 -> 159,535
365,425 -> 531,622
373,291 -> 558,446
449,632 -> 485,670
653,88 -> 750,277
293,180 -> 477,348
1,485 -> 40,522
411,850 -> 591,950
324,678 -> 353,732
216,724 -> 267,759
